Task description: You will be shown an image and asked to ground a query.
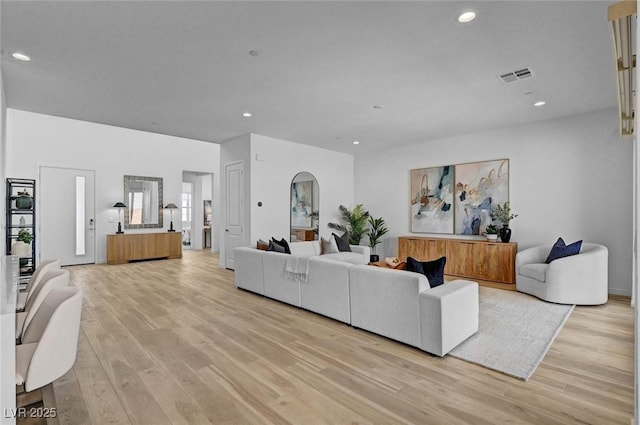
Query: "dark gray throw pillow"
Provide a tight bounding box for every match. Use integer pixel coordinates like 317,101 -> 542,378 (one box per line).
267,240 -> 285,253
271,237 -> 291,254
406,256 -> 447,288
332,232 -> 351,252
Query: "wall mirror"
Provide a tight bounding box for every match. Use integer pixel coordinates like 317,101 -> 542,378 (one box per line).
290,172 -> 319,242
124,175 -> 164,229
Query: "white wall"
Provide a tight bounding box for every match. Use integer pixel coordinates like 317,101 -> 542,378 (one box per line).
250,134 -> 354,243
355,108 -> 634,296
6,109 -> 220,263
0,5 -> 17,422
219,133 -> 354,267
0,57 -> 6,256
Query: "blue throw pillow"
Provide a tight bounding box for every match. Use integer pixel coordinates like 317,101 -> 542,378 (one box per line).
545,237 -> 582,263
406,256 -> 446,288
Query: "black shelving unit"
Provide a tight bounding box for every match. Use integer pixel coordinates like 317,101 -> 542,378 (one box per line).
5,178 -> 36,286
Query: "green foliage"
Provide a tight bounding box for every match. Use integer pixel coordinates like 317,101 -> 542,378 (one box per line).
17,229 -> 33,244
328,204 -> 370,245
484,224 -> 499,234
367,216 -> 389,252
492,202 -> 518,226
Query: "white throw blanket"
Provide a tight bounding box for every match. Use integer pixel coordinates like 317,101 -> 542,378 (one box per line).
284,256 -> 311,282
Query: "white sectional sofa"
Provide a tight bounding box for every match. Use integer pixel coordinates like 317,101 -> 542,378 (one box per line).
234,240 -> 478,356
235,241 -> 369,322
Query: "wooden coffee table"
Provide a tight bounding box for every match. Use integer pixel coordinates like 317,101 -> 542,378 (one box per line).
368,260 -> 406,270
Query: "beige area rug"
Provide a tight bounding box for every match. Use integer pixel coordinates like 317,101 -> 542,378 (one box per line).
448,286 -> 574,381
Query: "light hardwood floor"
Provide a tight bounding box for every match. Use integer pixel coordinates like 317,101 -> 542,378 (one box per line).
50,250 -> 634,425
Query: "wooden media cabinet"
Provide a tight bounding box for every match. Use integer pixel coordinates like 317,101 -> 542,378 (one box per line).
107,232 -> 182,265
398,236 -> 517,290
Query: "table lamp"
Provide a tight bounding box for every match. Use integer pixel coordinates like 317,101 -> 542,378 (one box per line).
164,203 -> 178,232
113,202 -> 126,234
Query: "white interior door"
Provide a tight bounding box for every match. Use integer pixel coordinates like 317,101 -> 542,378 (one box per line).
39,167 -> 96,266
224,161 -> 244,270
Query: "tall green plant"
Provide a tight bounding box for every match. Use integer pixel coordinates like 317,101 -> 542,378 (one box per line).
367,216 -> 389,254
328,204 -> 370,245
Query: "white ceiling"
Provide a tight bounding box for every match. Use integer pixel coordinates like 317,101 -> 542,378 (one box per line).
0,1 -> 618,154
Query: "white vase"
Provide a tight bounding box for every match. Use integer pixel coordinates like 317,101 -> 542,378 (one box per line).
12,241 -> 31,257
485,234 -> 498,241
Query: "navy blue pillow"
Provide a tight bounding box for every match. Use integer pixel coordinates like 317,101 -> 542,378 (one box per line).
545,237 -> 582,263
332,232 -> 352,252
406,256 -> 446,288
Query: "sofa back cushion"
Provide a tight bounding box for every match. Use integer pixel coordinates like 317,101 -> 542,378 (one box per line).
289,241 -> 320,256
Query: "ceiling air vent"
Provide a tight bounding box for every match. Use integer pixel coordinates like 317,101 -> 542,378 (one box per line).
498,67 -> 535,84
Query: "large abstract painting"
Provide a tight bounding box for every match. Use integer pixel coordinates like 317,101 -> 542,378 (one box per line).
454,159 -> 509,235
291,180 -> 313,228
411,165 -> 454,233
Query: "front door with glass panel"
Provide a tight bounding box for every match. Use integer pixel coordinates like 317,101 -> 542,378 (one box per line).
39,166 -> 96,266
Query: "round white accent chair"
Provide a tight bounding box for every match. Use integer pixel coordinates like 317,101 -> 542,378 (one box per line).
515,243 -> 608,305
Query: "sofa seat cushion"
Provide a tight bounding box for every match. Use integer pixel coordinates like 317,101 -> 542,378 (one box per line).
322,252 -> 369,265
519,263 -> 549,283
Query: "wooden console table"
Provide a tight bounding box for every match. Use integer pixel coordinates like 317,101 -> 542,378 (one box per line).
398,236 -> 517,290
291,227 -> 315,241
107,232 -> 182,265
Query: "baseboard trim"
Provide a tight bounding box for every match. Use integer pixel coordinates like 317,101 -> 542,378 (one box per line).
609,293 -> 632,303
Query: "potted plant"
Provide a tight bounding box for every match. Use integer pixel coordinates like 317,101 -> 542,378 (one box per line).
12,229 -> 33,258
367,216 -> 389,262
492,202 -> 518,242
328,204 -> 370,245
484,223 -> 499,241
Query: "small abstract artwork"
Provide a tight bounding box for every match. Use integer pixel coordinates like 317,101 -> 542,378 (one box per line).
454,159 -> 509,235
291,180 -> 313,228
411,165 -> 454,233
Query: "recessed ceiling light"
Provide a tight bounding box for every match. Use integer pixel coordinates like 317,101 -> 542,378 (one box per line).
242,112 -> 252,117
373,104 -> 384,109
11,52 -> 30,61
248,50 -> 259,57
353,140 -> 360,145
533,101 -> 546,107
457,11 -> 476,23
